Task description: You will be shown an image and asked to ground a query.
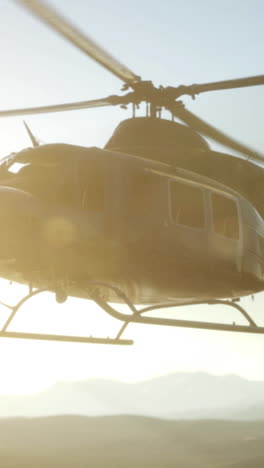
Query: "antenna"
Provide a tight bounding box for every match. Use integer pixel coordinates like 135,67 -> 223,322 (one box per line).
23,121 -> 40,147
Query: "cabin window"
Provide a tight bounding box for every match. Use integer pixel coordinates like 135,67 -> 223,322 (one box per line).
78,161 -> 104,212
170,180 -> 205,228
212,193 -> 239,239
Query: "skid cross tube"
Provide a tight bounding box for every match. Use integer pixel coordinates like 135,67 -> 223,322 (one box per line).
0,288 -> 47,332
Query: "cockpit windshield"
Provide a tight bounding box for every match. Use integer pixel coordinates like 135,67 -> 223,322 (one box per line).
0,148 -> 75,205
0,145 -> 105,210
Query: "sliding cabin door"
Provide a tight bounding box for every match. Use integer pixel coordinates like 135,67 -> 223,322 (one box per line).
164,179 -> 209,271
140,177 -> 209,295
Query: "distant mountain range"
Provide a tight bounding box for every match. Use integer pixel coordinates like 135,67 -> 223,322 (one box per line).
2,372 -> 264,419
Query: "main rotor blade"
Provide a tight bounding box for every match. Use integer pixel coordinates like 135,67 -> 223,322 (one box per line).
0,97 -> 116,117
18,0 -> 140,86
174,75 -> 264,98
169,104 -> 264,162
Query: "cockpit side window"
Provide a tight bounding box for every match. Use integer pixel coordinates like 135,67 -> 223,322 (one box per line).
212,193 -> 239,239
170,180 -> 205,228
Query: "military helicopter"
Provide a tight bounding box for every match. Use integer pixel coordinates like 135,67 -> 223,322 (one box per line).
0,0 -> 264,346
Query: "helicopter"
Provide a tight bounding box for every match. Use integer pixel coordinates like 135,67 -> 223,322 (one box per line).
0,0 -> 264,346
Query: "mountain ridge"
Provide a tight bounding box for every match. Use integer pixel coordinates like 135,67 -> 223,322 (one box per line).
1,371 -> 264,419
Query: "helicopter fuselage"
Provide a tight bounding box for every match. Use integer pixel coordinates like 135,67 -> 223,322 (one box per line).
0,141 -> 264,304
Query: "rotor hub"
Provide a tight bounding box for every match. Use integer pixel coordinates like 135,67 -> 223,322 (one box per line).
109,81 -> 185,112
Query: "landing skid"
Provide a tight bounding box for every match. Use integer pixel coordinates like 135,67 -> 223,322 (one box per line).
0,282 -> 263,345
0,288 -> 133,345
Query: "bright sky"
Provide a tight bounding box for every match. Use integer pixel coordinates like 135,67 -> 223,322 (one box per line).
0,0 -> 263,395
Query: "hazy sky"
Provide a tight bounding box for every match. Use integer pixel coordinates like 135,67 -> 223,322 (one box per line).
0,0 -> 263,394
